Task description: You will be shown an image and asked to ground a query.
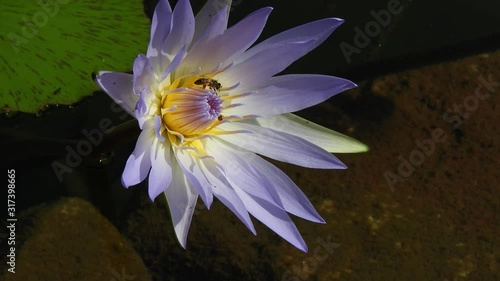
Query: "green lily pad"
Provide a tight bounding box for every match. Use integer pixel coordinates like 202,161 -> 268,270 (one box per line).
0,0 -> 150,114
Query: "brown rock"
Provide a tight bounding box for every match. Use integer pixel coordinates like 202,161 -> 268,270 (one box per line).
1,197 -> 151,281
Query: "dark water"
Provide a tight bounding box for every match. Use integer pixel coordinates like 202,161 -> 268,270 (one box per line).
1,0 -> 499,280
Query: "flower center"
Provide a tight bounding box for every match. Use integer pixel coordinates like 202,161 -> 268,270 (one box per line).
161,76 -> 223,137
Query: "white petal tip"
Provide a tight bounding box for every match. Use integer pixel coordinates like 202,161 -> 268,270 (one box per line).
334,141 -> 369,153
357,143 -> 369,152
175,232 -> 189,249
96,70 -> 112,77
330,17 -> 345,24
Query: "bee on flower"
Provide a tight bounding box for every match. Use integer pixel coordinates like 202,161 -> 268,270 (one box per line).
95,0 -> 367,251
194,77 -> 222,92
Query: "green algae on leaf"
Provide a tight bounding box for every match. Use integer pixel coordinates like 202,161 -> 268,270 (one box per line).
0,0 -> 150,114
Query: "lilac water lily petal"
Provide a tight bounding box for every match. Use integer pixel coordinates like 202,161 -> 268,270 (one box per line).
204,139 -> 285,210
255,113 -> 369,153
217,7 -> 273,64
161,44 -> 187,82
147,0 -> 173,72
95,72 -> 137,116
153,115 -> 165,142
122,125 -> 155,188
241,18 -> 344,61
217,18 -> 344,89
224,74 -> 356,117
234,188 -> 308,252
175,6 -> 228,75
198,158 -> 256,234
161,0 -> 194,65
181,7 -> 272,75
165,161 -> 198,248
148,138 -> 172,200
217,122 -> 347,169
194,0 -> 231,42
247,154 -> 324,223
192,6 -> 228,47
133,55 -> 155,95
174,148 -> 214,209
217,41 -> 310,90
147,0 -> 172,54
135,89 -> 151,129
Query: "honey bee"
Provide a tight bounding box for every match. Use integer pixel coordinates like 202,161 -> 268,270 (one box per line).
194,78 -> 222,91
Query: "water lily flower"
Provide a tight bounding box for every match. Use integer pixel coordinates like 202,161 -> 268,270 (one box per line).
95,0 -> 367,252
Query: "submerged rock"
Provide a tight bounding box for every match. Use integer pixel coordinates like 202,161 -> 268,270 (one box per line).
1,197 -> 151,281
